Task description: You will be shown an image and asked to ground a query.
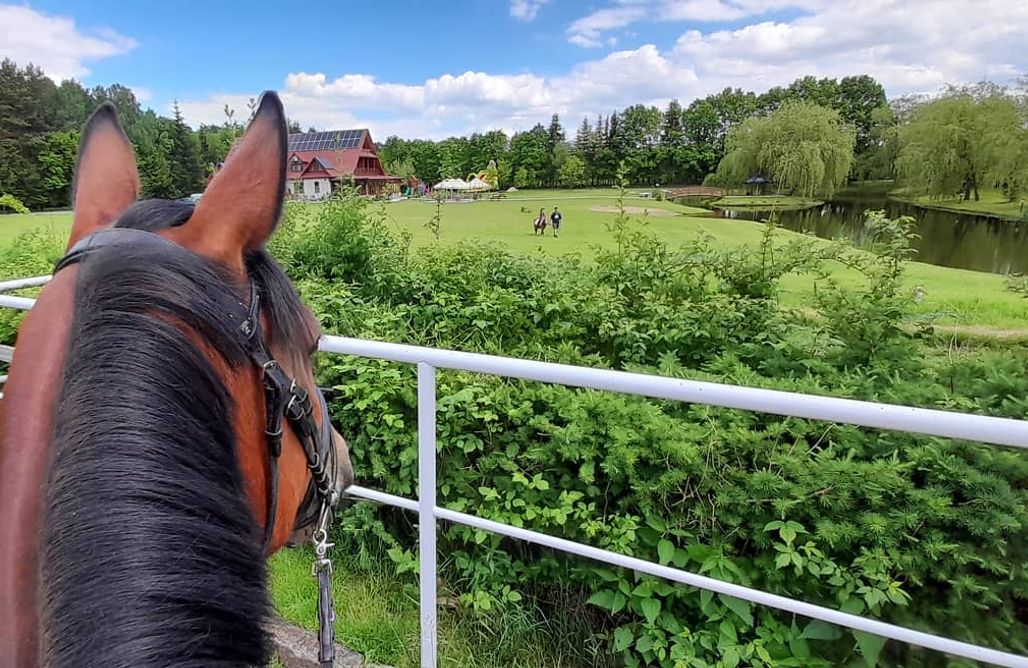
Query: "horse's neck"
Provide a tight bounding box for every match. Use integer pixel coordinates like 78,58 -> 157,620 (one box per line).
0,272 -> 79,668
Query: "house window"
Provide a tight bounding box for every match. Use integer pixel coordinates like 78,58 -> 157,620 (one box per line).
291,157 -> 302,172
314,181 -> 320,195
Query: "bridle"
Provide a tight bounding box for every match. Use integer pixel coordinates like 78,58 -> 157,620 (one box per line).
54,227 -> 343,666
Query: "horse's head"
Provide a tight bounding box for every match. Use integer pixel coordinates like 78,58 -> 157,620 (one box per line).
2,90 -> 355,667
85,93 -> 353,547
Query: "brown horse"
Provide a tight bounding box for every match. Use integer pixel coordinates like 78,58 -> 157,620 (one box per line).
0,92 -> 353,667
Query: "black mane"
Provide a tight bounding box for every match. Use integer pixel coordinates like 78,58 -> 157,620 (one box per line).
41,199 -> 310,667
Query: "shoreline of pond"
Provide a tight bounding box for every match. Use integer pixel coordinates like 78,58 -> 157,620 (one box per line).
703,186 -> 1028,275
712,185 -> 1026,223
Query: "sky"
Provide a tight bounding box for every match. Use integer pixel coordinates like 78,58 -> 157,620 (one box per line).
1,1 -> 1026,140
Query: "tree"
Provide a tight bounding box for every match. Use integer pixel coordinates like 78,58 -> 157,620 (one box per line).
683,88 -> 759,177
496,160 -> 513,189
509,125 -> 549,187
837,75 -> 887,157
168,102 -> 203,196
438,136 -> 472,178
546,113 -> 565,149
897,89 -> 1025,200
385,157 -> 416,180
558,155 -> 586,187
546,114 -> 566,186
35,129 -> 79,207
513,166 -> 532,188
715,101 -> 856,198
852,106 -> 900,181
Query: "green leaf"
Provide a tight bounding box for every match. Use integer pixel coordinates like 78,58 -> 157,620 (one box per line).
635,634 -> 655,654
612,591 -> 628,614
840,598 -> 865,615
699,589 -> 714,613
722,646 -> 740,668
789,636 -> 811,658
855,631 -> 886,666
657,539 -> 675,565
586,589 -> 616,610
763,521 -> 784,532
719,620 -> 738,644
613,626 -> 635,651
801,620 -> 842,641
775,552 -> 792,569
639,597 -> 661,625
719,595 -> 753,627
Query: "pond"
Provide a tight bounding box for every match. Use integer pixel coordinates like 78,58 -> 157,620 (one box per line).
713,187 -> 1028,275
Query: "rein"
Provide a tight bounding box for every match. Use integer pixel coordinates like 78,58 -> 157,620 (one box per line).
54,228 -> 342,667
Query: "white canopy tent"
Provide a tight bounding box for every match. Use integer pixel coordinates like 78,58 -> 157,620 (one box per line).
434,178 -> 470,191
467,177 -> 493,191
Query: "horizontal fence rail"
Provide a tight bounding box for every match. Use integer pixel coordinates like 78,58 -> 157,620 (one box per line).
3,276 -> 1028,667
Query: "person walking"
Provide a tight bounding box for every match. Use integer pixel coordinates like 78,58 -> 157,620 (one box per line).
550,206 -> 562,238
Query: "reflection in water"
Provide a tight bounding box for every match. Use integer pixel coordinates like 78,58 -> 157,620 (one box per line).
714,190 -> 1028,275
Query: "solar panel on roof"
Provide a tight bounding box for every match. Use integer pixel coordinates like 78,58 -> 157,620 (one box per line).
288,129 -> 365,152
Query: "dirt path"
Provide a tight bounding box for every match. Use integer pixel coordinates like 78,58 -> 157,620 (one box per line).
590,205 -> 680,217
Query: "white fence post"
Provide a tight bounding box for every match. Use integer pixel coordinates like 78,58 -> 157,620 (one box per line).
417,362 -> 438,668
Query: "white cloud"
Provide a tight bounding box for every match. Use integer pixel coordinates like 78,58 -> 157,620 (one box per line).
0,4 -> 137,81
510,0 -> 548,21
567,0 -> 814,47
672,0 -> 1028,96
178,0 -> 1027,140
568,5 -> 649,48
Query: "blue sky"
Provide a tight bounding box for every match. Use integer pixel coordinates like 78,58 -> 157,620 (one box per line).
2,1 -> 1026,139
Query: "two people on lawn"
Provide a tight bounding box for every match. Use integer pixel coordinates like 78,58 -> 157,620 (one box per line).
532,207 -> 562,237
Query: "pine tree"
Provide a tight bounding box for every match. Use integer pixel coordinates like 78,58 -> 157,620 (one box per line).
547,113 -> 565,149
169,101 -> 203,196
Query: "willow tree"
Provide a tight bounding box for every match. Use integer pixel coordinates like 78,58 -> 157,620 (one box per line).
897,88 -> 1027,201
715,101 -> 855,198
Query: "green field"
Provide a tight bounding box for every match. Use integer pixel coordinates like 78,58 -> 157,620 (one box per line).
0,211 -> 70,246
373,194 -> 1024,332
2,191 -> 1024,332
891,188 -> 1028,221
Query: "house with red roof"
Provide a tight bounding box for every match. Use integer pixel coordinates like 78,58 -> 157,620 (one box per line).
285,129 -> 399,199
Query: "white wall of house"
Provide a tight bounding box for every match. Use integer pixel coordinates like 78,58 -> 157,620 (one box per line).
288,178 -> 331,200
302,178 -> 331,200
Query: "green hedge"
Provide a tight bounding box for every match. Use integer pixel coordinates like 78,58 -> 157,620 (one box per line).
280,193 -> 1027,667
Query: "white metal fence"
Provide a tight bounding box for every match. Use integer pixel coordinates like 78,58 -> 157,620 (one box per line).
3,275 -> 1028,668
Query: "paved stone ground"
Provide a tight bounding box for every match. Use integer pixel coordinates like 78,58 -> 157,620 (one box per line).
268,616 -> 393,668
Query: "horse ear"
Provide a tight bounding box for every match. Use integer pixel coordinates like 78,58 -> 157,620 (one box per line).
68,103 -> 140,250
167,91 -> 286,274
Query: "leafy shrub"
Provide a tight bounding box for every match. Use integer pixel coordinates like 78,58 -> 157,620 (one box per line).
275,196 -> 1028,667
0,225 -> 66,344
0,193 -> 30,214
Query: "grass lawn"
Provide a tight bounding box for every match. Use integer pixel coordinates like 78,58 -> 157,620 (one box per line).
0,211 -> 71,246
269,548 -> 601,668
373,196 -> 1025,331
3,194 -> 1024,331
891,188 -> 1028,221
